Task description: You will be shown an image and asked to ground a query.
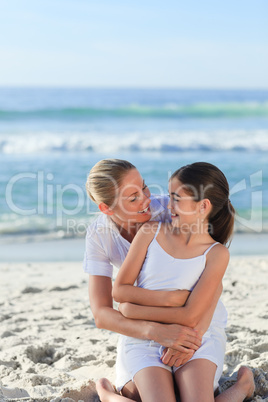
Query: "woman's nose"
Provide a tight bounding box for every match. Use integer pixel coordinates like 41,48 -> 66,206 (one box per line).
142,191 -> 151,206
143,186 -> 151,199
144,195 -> 151,207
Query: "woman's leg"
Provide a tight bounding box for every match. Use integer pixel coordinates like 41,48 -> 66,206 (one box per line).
215,366 -> 255,402
97,368 -> 176,402
134,367 -> 176,402
96,378 -> 135,402
174,359 -> 216,402
121,381 -> 141,402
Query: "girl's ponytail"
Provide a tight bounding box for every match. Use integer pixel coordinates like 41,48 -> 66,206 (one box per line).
208,200 -> 235,246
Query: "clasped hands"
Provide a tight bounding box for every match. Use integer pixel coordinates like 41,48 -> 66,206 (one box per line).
119,301 -> 202,368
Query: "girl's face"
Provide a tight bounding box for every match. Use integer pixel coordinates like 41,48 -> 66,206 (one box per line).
168,177 -> 201,230
111,169 -> 152,224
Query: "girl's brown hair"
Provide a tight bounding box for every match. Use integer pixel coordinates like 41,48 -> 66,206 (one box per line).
171,162 -> 235,246
86,159 -> 136,207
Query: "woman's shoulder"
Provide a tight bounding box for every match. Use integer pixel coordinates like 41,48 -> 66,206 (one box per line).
85,214 -> 119,250
87,212 -> 107,228
86,214 -> 117,238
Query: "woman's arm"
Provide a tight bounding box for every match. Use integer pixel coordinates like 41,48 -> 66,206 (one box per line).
89,274 -> 149,336
88,274 -> 202,352
119,244 -> 229,329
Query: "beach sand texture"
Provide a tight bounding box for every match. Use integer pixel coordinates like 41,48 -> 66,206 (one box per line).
0,256 -> 267,401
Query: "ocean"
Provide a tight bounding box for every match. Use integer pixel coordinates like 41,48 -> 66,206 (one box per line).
0,88 -> 268,252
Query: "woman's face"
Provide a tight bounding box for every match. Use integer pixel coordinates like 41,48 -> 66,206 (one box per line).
111,169 -> 152,224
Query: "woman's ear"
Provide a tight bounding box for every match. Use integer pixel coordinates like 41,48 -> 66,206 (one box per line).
98,202 -> 114,215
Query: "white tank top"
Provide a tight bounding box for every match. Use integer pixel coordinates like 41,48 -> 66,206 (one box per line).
137,222 -> 227,328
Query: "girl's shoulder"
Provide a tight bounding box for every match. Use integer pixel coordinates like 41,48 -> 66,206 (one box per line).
139,220 -> 161,237
131,221 -> 160,251
140,220 -> 171,233
136,220 -> 170,244
206,241 -> 230,261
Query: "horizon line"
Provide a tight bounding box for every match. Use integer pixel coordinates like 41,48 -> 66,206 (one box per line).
1,85 -> 268,91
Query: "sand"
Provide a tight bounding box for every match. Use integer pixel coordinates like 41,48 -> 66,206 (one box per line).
0,256 -> 267,401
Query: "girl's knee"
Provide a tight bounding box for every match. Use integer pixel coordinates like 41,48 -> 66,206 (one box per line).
174,360 -> 216,402
134,367 -> 176,402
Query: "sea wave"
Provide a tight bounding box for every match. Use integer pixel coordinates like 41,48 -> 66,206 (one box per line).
0,213 -> 267,237
1,102 -> 268,120
1,130 -> 268,154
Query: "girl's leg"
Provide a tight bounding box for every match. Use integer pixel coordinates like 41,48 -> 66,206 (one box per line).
96,378 -> 134,402
215,366 -> 255,402
174,359 -> 216,402
134,367 -> 176,402
175,359 -> 255,402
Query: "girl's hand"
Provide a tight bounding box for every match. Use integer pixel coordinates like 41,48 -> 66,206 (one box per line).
167,290 -> 191,307
119,302 -> 140,318
118,302 -> 131,317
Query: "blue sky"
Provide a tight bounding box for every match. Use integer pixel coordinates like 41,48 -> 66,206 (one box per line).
1,0 -> 268,88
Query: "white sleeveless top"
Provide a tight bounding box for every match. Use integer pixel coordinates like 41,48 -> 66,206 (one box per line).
83,195 -> 170,278
137,222 -> 227,328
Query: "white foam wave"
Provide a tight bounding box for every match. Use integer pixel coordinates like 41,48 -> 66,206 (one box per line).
1,130 -> 268,154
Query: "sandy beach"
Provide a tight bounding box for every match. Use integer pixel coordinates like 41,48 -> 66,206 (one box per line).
0,256 -> 267,401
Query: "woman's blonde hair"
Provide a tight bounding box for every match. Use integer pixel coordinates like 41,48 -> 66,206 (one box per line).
86,159 -> 136,206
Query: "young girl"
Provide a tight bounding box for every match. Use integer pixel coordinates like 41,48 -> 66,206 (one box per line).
97,162 -> 255,402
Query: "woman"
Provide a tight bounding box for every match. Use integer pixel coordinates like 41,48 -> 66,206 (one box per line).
84,159 -> 254,401
84,159 -> 212,399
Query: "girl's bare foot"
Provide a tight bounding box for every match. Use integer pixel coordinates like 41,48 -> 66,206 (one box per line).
96,378 -> 117,401
237,366 -> 255,400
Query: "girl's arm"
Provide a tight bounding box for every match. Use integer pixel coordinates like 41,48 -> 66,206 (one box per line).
86,221 -> 202,364
119,244 -> 229,329
112,222 -> 190,307
161,282 -> 223,366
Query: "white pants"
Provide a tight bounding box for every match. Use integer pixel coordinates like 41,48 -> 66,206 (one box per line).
115,326 -> 226,392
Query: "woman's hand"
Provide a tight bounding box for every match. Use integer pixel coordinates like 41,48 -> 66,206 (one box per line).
150,322 -> 201,351
119,303 -> 202,352
161,347 -> 195,367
